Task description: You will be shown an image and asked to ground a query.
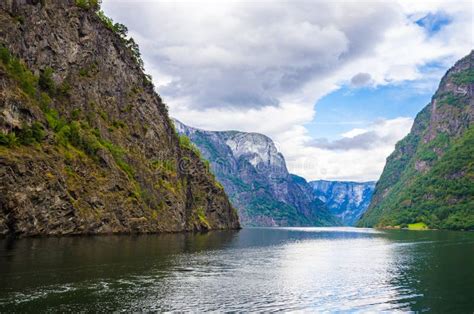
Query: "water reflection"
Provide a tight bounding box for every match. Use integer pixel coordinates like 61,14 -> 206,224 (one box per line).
0,228 -> 473,312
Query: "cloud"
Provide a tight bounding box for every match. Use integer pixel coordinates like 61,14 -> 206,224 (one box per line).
341,128 -> 367,138
101,0 -> 472,181
285,117 -> 414,181
103,0 -> 403,109
310,132 -> 381,151
350,73 -> 372,87
309,118 -> 413,151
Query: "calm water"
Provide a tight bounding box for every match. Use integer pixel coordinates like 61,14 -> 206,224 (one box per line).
0,227 -> 473,312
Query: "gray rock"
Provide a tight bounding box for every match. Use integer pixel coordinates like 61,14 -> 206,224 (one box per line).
174,119 -> 338,227
0,0 -> 239,236
310,180 -> 375,226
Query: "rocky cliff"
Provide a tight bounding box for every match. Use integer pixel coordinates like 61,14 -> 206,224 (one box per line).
310,180 -> 375,226
174,120 -> 338,226
0,0 -> 239,236
358,51 -> 474,230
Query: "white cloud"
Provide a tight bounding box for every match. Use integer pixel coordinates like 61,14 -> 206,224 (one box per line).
286,117 -> 415,182
102,0 -> 472,181
342,128 -> 368,138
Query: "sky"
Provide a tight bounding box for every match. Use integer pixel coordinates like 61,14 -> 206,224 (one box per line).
102,0 -> 473,182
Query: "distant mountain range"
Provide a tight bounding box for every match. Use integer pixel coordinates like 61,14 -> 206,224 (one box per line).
175,119 -> 375,227
174,120 -> 339,226
310,181 -> 375,225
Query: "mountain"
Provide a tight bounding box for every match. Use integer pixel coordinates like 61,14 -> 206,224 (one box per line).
310,180 -> 375,225
174,120 -> 339,227
358,51 -> 474,230
0,1 -> 239,236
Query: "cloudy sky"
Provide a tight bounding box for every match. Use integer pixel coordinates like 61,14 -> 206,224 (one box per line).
103,0 -> 472,182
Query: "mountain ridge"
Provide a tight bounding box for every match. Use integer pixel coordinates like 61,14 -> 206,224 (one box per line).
0,0 -> 239,236
174,119 -> 339,227
358,51 -> 474,230
310,180 -> 376,226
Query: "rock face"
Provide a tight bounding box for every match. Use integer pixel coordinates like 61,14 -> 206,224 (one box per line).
310,180 -> 375,226
358,51 -> 474,230
174,120 -> 338,227
0,0 -> 239,236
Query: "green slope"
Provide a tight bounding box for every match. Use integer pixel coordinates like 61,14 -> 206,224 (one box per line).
358,52 -> 474,230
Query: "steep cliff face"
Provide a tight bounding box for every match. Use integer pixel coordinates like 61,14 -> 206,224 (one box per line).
310,180 -> 375,226
175,120 -> 338,227
0,0 -> 239,236
358,51 -> 474,230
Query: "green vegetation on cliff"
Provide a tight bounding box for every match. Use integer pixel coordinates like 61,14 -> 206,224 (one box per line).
358,53 -> 474,230
0,44 -> 133,181
0,1 -> 239,236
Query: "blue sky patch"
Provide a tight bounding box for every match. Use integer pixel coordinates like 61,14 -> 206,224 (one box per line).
307,81 -> 436,140
415,11 -> 452,35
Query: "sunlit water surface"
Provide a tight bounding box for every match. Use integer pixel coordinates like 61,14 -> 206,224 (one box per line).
1,227 -> 473,312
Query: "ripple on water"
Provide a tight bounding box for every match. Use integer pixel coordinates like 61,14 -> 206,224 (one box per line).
0,227 -> 473,312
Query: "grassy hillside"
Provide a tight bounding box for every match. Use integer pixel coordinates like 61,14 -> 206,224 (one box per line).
358,52 -> 474,230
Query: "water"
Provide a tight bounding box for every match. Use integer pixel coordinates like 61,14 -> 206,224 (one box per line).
0,227 -> 473,312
